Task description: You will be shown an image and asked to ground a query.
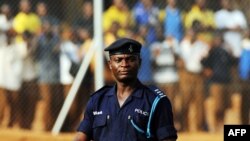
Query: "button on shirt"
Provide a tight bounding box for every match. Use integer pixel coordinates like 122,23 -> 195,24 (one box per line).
77,82 -> 177,141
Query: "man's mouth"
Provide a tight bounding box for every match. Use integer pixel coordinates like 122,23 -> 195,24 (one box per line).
120,71 -> 129,74
119,70 -> 131,74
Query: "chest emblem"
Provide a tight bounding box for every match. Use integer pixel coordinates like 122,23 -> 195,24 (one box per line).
135,108 -> 149,116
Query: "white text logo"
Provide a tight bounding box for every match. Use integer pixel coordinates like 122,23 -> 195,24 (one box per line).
135,108 -> 149,116
93,111 -> 103,115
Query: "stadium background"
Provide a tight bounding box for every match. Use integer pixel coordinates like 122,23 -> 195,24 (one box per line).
0,0 -> 249,140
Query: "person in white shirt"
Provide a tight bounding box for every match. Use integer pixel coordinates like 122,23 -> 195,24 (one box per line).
215,0 -> 247,58
0,29 -> 27,127
0,3 -> 12,47
178,28 -> 209,131
150,35 -> 181,130
215,0 -> 248,116
0,3 -> 13,127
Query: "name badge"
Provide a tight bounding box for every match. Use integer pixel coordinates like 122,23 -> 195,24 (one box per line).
93,111 -> 103,115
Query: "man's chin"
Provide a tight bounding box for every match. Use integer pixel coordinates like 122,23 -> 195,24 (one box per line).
118,76 -> 134,83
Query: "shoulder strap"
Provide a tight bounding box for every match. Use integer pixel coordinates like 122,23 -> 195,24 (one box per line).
146,85 -> 166,138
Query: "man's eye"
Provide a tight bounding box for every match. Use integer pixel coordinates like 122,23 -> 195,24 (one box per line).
130,57 -> 136,61
114,59 -> 121,63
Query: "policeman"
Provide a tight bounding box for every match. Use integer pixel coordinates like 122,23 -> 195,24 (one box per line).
74,38 -> 178,141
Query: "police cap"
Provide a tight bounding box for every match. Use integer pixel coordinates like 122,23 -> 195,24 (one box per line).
104,38 -> 142,55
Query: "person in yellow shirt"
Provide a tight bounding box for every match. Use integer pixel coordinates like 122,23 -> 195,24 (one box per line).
183,0 -> 215,44
103,0 -> 133,38
12,0 -> 41,41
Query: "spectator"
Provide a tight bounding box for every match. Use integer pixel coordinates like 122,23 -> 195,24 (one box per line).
238,29 -> 250,124
33,20 -> 63,131
137,25 -> 154,85
178,28 -> 209,131
163,0 -> 184,42
0,29 -> 27,128
201,31 -> 234,132
215,0 -> 248,98
19,31 -> 40,129
135,22 -> 160,88
184,0 -> 215,44
150,36 -> 181,129
151,36 -> 179,100
215,0 -> 247,59
59,24 -> 79,91
0,3 -> 13,126
103,0 -> 133,38
35,1 -> 60,34
77,28 -> 95,93
104,21 -> 120,47
0,3 -> 13,46
132,0 -> 161,45
12,0 -> 41,42
59,24 -> 82,132
78,27 -> 94,76
73,1 -> 93,35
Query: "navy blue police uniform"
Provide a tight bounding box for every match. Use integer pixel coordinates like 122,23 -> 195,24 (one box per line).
77,38 -> 178,141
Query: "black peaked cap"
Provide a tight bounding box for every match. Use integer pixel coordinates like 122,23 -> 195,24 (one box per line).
104,38 -> 142,55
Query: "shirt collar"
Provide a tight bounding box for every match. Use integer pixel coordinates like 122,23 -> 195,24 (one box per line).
106,80 -> 144,98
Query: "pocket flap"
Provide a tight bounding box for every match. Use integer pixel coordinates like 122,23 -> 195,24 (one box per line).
93,115 -> 107,128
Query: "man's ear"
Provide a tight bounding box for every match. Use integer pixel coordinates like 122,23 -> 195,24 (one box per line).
108,60 -> 112,70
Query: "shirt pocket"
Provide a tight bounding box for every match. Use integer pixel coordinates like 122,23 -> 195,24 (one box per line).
92,115 -> 109,140
93,115 -> 107,128
127,114 -> 151,141
132,113 -> 149,130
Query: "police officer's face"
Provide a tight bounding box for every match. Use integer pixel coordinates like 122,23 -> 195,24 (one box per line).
108,54 -> 141,82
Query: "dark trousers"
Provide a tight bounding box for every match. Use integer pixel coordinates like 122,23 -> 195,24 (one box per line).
19,80 -> 40,129
240,80 -> 250,124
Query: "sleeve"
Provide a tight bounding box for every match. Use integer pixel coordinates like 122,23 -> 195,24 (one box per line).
237,11 -> 247,29
151,97 -> 178,140
239,50 -> 250,80
103,9 -> 111,32
13,14 -> 25,34
201,49 -> 214,68
77,98 -> 94,139
29,14 -> 41,34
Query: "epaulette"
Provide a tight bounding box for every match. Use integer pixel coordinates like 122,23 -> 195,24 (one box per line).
90,85 -> 113,97
147,85 -> 166,99
146,85 -> 166,138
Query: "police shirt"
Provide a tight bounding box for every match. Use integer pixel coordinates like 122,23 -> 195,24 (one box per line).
77,81 -> 177,141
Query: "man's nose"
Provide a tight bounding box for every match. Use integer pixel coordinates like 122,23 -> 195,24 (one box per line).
121,59 -> 129,66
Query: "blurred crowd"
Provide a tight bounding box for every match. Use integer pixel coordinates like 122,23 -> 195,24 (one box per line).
0,0 -> 250,134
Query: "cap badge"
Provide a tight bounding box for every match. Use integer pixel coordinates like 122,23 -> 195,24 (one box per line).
129,45 -> 133,52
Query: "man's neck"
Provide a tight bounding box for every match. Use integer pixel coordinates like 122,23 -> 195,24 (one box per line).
117,78 -> 138,92
116,79 -> 138,107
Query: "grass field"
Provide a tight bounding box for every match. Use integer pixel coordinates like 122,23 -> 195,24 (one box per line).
0,129 -> 223,141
